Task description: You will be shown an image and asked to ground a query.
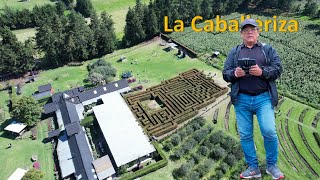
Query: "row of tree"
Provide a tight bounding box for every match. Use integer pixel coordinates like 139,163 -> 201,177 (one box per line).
0,27 -> 35,75
35,10 -> 116,66
0,0 -> 95,30
122,0 -> 300,47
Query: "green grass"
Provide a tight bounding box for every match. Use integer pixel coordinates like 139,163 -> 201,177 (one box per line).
0,0 -> 54,10
92,0 -> 149,13
0,119 -> 54,180
22,64 -> 89,96
12,28 -> 37,42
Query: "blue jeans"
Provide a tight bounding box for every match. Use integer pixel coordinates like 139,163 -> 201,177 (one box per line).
234,91 -> 278,167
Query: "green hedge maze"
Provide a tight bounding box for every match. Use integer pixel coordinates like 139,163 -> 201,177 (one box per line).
124,69 -> 228,137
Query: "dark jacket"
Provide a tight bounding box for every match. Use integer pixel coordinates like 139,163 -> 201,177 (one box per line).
222,43 -> 283,107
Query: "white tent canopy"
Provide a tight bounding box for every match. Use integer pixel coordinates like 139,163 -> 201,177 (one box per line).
93,92 -> 155,167
5,121 -> 27,134
8,168 -> 28,180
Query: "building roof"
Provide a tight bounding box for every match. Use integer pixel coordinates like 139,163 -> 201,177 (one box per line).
38,84 -> 52,93
92,155 -> 115,180
93,92 -> 155,167
48,129 -> 61,138
65,122 -> 81,137
7,168 -> 28,180
57,132 -> 76,178
78,79 -> 129,102
43,102 -> 58,114
4,121 -> 27,134
45,80 -> 130,114
33,91 -> 51,100
60,100 -> 96,180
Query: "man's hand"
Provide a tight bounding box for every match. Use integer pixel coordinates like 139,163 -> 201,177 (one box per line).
235,67 -> 245,78
249,64 -> 262,76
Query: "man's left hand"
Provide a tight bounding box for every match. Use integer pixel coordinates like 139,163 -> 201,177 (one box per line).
249,64 -> 262,76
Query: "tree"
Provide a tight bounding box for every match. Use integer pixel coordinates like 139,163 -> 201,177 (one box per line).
200,0 -> 213,19
303,0 -> 319,16
75,0 -> 94,17
199,145 -> 210,156
123,7 -> 146,46
170,134 -> 181,146
56,1 -> 67,16
22,169 -> 45,180
1,27 -> 34,75
87,60 -> 117,85
11,96 -> 42,126
96,12 -> 116,55
144,3 -> 159,39
173,159 -> 194,178
89,72 -> 104,85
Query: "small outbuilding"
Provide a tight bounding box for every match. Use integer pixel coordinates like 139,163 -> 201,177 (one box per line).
92,155 -> 116,180
4,121 -> 27,136
7,168 -> 28,180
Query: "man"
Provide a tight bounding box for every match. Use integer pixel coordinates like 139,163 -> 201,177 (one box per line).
222,19 -> 284,179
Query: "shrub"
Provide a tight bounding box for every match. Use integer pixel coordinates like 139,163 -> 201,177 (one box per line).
313,132 -> 320,148
170,149 -> 184,161
119,164 -> 129,174
192,153 -> 202,164
211,146 -> 226,160
231,145 -> 244,160
163,142 -> 174,152
177,129 -> 188,138
80,114 -> 95,127
188,171 -> 200,180
181,138 -> 197,155
173,159 -> 194,178
220,162 -> 230,173
194,128 -> 209,142
22,169 -> 45,180
225,154 -> 237,166
171,134 -> 181,146
191,122 -> 201,131
199,146 -> 210,156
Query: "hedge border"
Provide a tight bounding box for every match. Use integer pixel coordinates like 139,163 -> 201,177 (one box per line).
121,142 -> 168,180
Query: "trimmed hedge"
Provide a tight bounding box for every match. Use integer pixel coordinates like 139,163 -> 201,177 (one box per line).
121,142 -> 168,180
314,132 -> 320,148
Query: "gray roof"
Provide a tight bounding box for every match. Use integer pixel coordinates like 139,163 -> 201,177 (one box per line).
43,102 -> 58,114
92,155 -> 115,179
59,100 -> 96,180
38,84 -> 52,93
33,91 -> 51,100
65,122 -> 81,137
57,132 -> 76,178
48,129 -> 61,138
78,79 -> 129,102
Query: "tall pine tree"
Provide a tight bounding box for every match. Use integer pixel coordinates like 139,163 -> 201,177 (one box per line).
123,7 -> 146,46
75,0 -> 94,18
96,12 -> 117,55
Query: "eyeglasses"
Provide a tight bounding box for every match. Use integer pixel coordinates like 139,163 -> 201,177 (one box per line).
242,28 -> 258,33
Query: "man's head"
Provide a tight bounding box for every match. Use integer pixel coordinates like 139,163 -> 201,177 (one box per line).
240,19 -> 259,45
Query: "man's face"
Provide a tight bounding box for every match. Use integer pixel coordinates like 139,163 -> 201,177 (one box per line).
240,25 -> 259,44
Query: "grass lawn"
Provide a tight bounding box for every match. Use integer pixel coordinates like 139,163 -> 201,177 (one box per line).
22,64 -> 89,96
0,0 -> 54,10
20,39 -> 221,98
0,119 -> 54,180
12,28 -> 37,42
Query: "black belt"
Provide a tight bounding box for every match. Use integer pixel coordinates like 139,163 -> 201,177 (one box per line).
239,90 -> 267,96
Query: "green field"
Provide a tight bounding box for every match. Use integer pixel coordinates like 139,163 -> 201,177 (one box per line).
21,40 -> 221,96
0,0 -> 54,10
5,0 -> 149,40
0,119 -> 54,180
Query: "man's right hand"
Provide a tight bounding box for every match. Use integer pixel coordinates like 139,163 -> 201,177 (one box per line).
234,67 -> 245,78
